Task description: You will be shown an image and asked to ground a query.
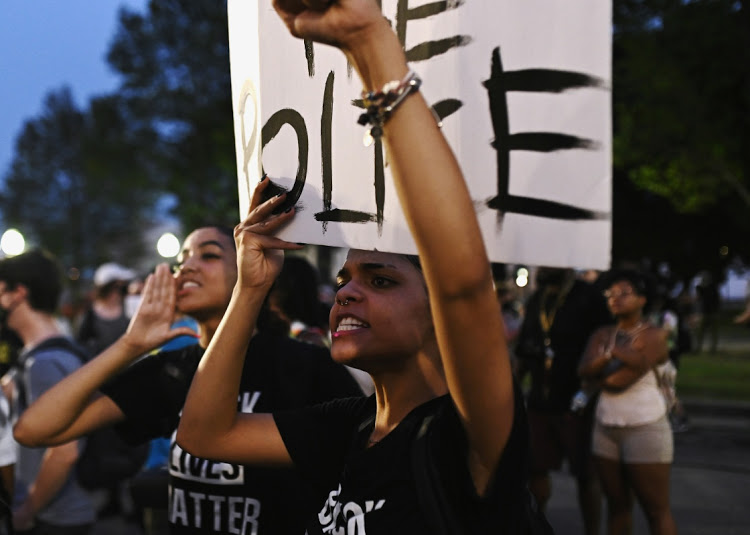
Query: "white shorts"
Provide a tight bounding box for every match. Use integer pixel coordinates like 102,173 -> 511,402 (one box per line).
592,415 -> 673,463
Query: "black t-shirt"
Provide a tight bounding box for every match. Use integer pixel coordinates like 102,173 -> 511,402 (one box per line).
101,332 -> 363,535
274,386 -> 530,534
516,279 -> 611,411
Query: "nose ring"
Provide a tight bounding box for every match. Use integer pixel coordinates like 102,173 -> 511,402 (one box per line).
338,298 -> 350,306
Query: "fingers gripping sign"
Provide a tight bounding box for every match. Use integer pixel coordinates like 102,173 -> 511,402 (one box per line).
272,0 -> 384,49
234,177 -> 303,290
125,264 -> 197,352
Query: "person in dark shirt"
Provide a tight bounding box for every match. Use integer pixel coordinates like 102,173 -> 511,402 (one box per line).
0,249 -> 95,533
516,267 -> 611,534
175,1 -> 538,533
14,226 -> 362,535
77,262 -> 136,357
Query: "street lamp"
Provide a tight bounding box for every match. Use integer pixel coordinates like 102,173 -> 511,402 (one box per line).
515,267 -> 529,288
0,229 -> 25,256
157,232 -> 181,258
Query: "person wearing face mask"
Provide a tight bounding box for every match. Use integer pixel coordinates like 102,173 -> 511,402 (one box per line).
73,263 -> 146,519
13,226 -> 363,535
123,278 -> 145,320
76,263 -> 136,358
0,249 -> 96,534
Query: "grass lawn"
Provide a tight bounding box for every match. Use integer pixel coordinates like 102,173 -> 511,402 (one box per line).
673,305 -> 750,402
678,351 -> 750,402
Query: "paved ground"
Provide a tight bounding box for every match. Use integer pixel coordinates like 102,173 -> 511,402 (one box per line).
546,402 -> 750,535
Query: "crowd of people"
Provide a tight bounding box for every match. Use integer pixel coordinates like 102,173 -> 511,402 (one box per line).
0,243 -> 697,534
0,1 -> 734,534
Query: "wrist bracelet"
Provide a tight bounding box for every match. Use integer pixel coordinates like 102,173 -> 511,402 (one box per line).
357,70 -> 422,146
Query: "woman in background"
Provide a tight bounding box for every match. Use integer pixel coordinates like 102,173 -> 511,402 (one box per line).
579,269 -> 676,535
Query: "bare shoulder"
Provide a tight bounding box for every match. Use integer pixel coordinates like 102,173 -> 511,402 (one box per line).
642,324 -> 668,342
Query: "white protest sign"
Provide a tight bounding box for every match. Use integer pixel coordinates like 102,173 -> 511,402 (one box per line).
229,0 -> 612,269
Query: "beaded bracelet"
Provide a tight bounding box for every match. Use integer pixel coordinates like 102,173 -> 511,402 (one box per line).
357,70 -> 422,146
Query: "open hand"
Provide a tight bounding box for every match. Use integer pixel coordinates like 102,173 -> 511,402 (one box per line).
122,264 -> 198,353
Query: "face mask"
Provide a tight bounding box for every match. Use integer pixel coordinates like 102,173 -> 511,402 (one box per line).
124,294 -> 143,318
0,286 -> 12,331
0,285 -> 21,339
0,303 -> 18,343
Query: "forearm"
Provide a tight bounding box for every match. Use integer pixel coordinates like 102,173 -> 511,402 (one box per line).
14,335 -> 144,446
579,356 -> 608,379
602,367 -> 643,391
579,346 -> 617,378
348,26 -> 489,298
349,19 -> 511,475
178,286 -> 265,457
609,345 -> 647,370
21,444 -> 78,515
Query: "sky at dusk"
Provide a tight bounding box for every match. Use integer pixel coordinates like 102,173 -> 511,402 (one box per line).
0,0 -> 149,181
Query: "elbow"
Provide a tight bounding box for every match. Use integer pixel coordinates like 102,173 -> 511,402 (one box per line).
176,421 -> 231,461
13,419 -> 47,448
175,423 -> 204,459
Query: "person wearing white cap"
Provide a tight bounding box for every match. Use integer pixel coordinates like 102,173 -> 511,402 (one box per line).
76,262 -> 139,517
92,263 -> 137,289
77,263 -> 136,358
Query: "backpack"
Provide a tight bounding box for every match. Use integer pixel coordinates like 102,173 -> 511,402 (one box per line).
410,409 -> 555,534
20,337 -> 149,490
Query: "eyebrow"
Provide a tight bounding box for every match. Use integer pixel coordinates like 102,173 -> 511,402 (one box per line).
336,262 -> 399,279
181,240 -> 226,253
178,240 -> 227,259
198,240 -> 227,249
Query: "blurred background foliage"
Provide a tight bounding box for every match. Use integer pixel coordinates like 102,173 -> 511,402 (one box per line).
0,0 -> 748,284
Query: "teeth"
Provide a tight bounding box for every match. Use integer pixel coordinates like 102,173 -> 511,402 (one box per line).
337,317 -> 367,332
182,281 -> 199,289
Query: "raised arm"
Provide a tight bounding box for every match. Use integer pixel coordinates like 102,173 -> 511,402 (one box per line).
14,264 -> 196,447
273,0 -> 513,481
176,182 -> 302,465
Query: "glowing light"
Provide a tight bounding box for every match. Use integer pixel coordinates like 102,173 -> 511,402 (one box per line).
1,229 -> 25,256
515,267 -> 529,287
157,233 -> 181,258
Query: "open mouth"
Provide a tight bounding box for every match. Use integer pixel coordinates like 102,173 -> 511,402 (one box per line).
178,281 -> 200,294
334,316 -> 369,336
